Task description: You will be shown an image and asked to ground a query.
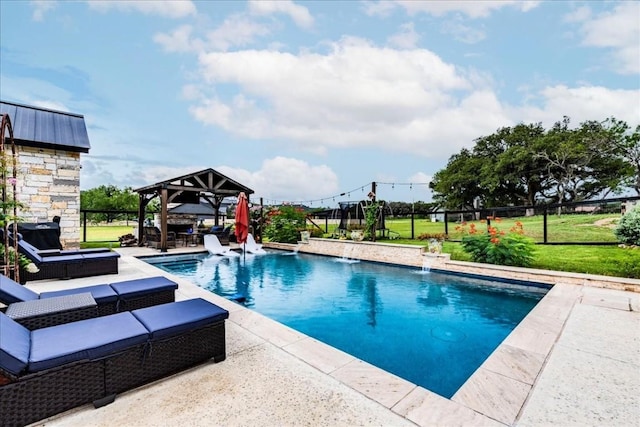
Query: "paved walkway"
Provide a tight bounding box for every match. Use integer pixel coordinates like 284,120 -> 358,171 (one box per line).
24,246 -> 640,426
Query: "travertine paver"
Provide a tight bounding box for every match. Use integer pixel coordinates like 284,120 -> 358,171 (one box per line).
392,387 -> 504,427
452,368 -> 531,425
479,344 -> 546,385
331,359 -> 417,409
517,304 -> 640,426
284,337 -> 356,373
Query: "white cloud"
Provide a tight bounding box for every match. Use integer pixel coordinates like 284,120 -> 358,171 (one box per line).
516,85 -> 640,128
153,25 -> 204,53
30,0 -> 57,21
87,0 -> 196,19
191,38 -> 500,158
441,19 -> 486,44
205,14 -> 271,51
569,2 -> 640,75
217,157 -> 340,202
154,15 -> 271,53
387,22 -> 420,49
364,0 -> 541,19
248,0 -> 314,29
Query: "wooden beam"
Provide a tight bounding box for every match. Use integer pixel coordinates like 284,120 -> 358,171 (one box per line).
160,187 -> 168,252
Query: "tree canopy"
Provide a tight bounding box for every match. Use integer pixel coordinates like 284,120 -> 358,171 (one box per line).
80,185 -> 156,223
430,117 -> 639,209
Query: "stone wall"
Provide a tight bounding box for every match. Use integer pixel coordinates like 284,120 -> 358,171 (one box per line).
15,146 -> 81,248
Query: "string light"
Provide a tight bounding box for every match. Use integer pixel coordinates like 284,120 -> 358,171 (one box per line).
257,181 -> 430,207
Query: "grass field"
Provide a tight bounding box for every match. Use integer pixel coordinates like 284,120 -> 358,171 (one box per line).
80,215 -> 639,279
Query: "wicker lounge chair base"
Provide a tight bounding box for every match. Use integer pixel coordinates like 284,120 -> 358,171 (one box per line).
1,274 -> 179,328
0,298 -> 229,427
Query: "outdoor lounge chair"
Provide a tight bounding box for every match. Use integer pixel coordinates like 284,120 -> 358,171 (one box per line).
204,234 -> 239,257
243,233 -> 266,255
0,274 -> 178,327
211,225 -> 232,245
17,238 -> 120,281
0,297 -> 229,427
143,226 -> 176,249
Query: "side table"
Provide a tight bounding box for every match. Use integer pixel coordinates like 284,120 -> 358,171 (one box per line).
5,293 -> 98,330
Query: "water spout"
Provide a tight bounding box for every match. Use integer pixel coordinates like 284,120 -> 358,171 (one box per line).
338,243 -> 360,263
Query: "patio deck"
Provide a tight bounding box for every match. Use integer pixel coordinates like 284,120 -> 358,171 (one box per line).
23,244 -> 640,426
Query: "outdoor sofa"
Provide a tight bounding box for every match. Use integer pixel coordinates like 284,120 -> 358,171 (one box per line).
143,226 -> 177,249
16,238 -> 120,281
0,274 -> 178,328
0,297 -> 229,427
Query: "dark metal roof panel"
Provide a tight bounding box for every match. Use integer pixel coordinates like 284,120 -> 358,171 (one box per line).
0,100 -> 91,153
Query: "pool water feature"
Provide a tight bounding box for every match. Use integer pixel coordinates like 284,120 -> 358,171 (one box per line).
144,251 -> 548,398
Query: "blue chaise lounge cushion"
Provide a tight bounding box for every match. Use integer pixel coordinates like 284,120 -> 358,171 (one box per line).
29,312 -> 148,373
132,298 -> 229,340
40,284 -> 119,304
109,276 -> 178,301
0,313 -> 31,376
0,274 -> 39,304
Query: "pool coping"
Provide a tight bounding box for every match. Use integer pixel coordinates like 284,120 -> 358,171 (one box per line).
25,245 -> 640,426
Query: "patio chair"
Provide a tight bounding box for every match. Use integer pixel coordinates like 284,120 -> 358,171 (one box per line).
215,225 -> 233,245
143,226 -> 176,249
204,234 -> 240,257
16,238 -> 120,281
0,298 -> 229,427
243,233 -> 266,255
0,274 -> 178,327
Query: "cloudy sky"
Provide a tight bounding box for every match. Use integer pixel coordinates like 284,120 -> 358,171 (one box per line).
1,1 -> 638,205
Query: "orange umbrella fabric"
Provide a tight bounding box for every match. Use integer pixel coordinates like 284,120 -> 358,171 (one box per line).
234,192 -> 250,245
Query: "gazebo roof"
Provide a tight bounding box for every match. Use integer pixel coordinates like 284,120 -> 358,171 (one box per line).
134,169 -> 253,252
134,168 -> 253,202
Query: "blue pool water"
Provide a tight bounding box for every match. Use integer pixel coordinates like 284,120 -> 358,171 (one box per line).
144,251 -> 547,397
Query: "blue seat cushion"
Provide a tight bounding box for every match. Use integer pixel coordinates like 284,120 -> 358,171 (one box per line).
40,284 -> 118,304
109,276 -> 178,301
0,313 -> 31,376
40,254 -> 84,264
29,312 -> 149,373
0,274 -> 39,304
132,298 -> 229,340
82,251 -> 120,260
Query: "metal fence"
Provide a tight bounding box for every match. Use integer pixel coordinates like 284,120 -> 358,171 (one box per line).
395,196 -> 639,245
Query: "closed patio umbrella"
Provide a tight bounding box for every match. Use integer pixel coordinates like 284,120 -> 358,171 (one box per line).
235,192 -> 250,255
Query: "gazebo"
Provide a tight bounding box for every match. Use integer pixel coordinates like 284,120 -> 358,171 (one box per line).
134,169 -> 254,252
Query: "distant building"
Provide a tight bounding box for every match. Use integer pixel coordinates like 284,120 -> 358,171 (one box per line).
1,101 -> 91,248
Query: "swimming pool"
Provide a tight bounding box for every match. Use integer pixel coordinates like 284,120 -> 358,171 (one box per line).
144,251 -> 547,398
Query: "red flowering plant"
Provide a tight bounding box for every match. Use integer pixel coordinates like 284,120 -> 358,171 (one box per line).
458,217 -> 535,267
262,205 -> 307,243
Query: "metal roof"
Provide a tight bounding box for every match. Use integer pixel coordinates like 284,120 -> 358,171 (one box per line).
0,100 -> 91,153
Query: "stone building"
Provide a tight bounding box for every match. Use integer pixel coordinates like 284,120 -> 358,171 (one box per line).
0,100 -> 90,249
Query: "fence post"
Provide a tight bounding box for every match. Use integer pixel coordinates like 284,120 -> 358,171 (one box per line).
82,211 -> 87,243
543,207 -> 548,244
411,212 -> 415,239
444,211 -> 448,235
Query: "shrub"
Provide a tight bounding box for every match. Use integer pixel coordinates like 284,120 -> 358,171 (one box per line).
262,205 -> 306,244
614,204 -> 640,246
459,219 -> 536,267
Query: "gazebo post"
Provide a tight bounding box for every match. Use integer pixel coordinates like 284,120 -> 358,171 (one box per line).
137,194 -> 146,247
160,186 -> 168,252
